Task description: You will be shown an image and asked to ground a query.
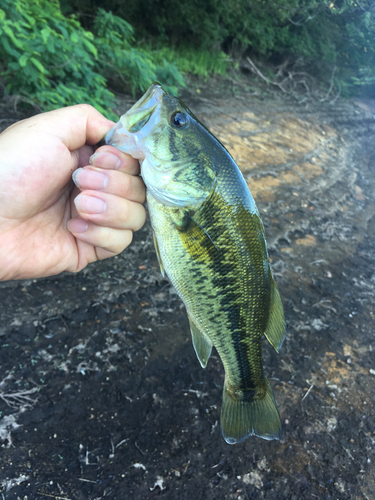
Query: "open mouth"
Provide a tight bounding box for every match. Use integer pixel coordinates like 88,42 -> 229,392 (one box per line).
122,83 -> 164,134
127,110 -> 152,133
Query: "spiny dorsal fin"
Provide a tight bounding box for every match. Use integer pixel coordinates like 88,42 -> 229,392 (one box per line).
187,312 -> 212,368
153,232 -> 165,277
264,279 -> 285,353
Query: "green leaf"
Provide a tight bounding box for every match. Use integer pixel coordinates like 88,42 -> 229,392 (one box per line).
70,31 -> 78,43
30,57 -> 45,73
1,36 -> 21,58
82,37 -> 98,58
40,28 -> 50,44
18,53 -> 28,67
3,24 -> 24,49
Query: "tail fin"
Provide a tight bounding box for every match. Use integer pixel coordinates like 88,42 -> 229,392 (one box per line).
221,378 -> 282,444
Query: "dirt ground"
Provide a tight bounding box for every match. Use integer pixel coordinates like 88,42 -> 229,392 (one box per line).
0,78 -> 374,500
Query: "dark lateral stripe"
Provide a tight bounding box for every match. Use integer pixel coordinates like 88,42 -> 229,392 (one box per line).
205,193 -> 270,390
192,197 -> 247,389
214,269 -> 256,389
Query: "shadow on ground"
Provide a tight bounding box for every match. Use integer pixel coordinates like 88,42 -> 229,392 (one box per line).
0,81 -> 374,499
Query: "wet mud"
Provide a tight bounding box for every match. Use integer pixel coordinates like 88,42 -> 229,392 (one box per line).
0,83 -> 374,499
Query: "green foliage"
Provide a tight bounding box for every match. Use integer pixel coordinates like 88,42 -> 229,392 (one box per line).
69,0 -> 374,95
92,9 -> 155,96
0,1 -> 185,116
154,46 -> 229,79
1,0 -> 373,111
92,8 -> 185,96
154,60 -> 186,96
285,1 -> 375,94
0,0 -> 116,115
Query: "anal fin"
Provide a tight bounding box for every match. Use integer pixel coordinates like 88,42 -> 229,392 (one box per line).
187,313 -> 212,368
264,278 -> 286,353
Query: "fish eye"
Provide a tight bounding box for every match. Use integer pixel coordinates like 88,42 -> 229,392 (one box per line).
171,111 -> 188,128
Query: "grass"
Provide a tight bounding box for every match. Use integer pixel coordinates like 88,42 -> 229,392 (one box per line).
152,45 -> 230,79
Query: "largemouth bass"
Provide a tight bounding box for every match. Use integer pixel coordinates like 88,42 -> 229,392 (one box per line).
105,83 -> 286,444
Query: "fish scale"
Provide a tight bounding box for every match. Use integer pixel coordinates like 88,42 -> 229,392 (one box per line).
105,83 -> 286,444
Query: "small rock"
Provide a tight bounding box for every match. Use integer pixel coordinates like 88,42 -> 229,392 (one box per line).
242,471 -> 263,489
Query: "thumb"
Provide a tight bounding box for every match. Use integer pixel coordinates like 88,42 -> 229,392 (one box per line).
8,104 -> 116,152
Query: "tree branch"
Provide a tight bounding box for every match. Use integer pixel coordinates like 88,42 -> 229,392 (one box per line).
320,66 -> 337,102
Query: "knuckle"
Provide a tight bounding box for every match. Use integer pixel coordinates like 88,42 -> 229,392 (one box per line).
120,174 -> 133,198
101,225 -> 113,243
107,229 -> 133,255
133,205 -> 146,231
75,103 -> 96,115
120,199 -> 131,223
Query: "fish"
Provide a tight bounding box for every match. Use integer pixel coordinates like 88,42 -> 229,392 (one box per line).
105,83 -> 286,444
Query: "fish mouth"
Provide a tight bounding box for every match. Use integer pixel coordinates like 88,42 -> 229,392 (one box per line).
123,83 -> 164,133
105,83 -> 165,150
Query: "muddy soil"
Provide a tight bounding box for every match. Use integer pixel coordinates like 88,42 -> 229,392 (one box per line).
0,79 -> 374,500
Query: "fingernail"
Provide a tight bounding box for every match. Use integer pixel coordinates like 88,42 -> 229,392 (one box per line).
75,194 -> 107,214
89,152 -> 121,169
67,218 -> 88,233
73,168 -> 108,190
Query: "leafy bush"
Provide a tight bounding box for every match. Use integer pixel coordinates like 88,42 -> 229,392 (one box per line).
153,46 -> 229,79
64,0 -> 375,96
0,1 -> 185,116
93,8 -> 185,96
0,0 -> 116,115
154,60 -> 186,96
1,0 -> 373,110
93,8 -> 155,95
277,1 -> 375,95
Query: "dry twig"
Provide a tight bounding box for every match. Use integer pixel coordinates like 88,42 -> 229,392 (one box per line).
0,387 -> 39,408
320,66 -> 337,102
246,56 -> 288,93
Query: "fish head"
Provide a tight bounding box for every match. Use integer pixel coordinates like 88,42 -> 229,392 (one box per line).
105,83 -> 216,209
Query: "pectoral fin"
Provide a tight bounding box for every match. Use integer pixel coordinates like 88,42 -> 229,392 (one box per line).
188,313 -> 212,368
153,233 -> 165,278
177,212 -> 219,262
264,279 -> 286,353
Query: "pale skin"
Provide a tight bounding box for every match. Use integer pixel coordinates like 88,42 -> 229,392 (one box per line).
0,104 -> 146,281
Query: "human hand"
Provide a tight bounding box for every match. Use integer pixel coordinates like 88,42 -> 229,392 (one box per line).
0,104 -> 146,281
